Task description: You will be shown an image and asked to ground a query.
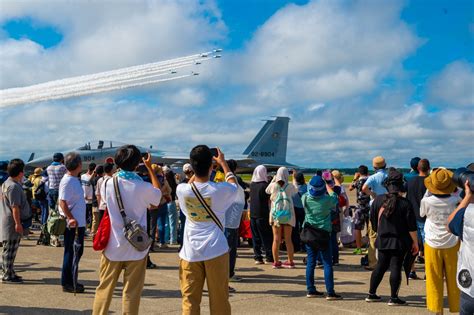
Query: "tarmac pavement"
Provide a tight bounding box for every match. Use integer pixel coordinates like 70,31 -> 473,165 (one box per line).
0,231 -> 439,315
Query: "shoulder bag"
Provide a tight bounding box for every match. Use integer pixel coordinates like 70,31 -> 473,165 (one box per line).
113,176 -> 152,252
93,178 -> 111,251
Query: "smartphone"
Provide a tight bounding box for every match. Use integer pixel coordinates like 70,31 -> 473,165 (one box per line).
210,148 -> 218,158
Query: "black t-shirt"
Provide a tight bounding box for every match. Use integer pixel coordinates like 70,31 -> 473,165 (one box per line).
370,194 -> 417,251
249,181 -> 270,219
353,177 -> 370,208
405,175 -> 427,222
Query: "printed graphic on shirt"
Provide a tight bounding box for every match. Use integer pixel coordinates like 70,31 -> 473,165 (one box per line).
184,197 -> 213,222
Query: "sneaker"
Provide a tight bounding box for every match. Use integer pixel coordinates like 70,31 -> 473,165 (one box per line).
1,276 -> 23,284
265,258 -> 274,264
353,248 -> 362,255
229,275 -> 242,282
282,261 -> 295,269
62,285 -> 85,293
228,286 -> 236,293
254,259 -> 264,265
388,297 -> 406,306
315,263 -> 323,269
147,262 -> 157,269
332,262 -> 340,266
306,290 -> 324,298
272,261 -> 282,269
416,256 -> 425,264
423,275 -> 426,281
365,294 -> 382,302
408,271 -> 418,280
326,293 -> 343,300
158,243 -> 168,249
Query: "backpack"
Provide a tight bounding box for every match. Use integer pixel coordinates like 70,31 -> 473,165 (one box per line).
34,182 -> 47,200
271,184 -> 292,225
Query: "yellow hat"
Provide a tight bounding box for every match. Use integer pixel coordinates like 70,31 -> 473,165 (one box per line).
372,156 -> 386,169
34,168 -> 43,176
424,168 -> 456,195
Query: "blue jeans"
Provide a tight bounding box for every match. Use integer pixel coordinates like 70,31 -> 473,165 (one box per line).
156,204 -> 168,245
225,228 -> 239,278
460,291 -> 474,315
39,199 -> 49,225
317,231 -> 339,265
48,189 -> 59,210
416,220 -> 425,252
306,244 -> 335,294
167,201 -> 178,244
61,227 -> 85,287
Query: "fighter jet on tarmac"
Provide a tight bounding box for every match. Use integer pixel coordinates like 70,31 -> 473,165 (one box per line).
26,117 -> 297,173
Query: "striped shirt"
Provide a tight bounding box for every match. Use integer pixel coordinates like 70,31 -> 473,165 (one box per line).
46,163 -> 67,190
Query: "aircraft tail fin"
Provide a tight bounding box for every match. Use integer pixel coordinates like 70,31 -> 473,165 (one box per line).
243,117 -> 289,164
27,153 -> 35,162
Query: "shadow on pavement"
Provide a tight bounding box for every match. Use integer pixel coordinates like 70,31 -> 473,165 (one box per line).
0,306 -> 92,314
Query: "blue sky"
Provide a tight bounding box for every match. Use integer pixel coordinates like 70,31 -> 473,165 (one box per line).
0,0 -> 473,168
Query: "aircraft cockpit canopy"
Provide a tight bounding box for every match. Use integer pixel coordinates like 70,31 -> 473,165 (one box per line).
76,141 -> 125,151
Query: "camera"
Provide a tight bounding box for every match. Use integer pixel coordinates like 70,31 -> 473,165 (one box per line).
452,167 -> 474,192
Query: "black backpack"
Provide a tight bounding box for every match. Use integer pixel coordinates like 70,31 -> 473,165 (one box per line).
34,182 -> 47,200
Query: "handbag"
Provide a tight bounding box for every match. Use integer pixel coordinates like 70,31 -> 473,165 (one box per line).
299,194 -> 330,251
190,182 -> 223,231
113,176 -> 152,252
93,178 -> 111,251
300,222 -> 330,251
47,205 -> 67,236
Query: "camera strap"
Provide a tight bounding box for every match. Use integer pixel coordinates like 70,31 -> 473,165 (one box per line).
113,176 -> 129,226
190,182 -> 223,231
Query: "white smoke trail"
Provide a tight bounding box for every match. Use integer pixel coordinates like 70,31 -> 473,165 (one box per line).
0,50 -> 221,108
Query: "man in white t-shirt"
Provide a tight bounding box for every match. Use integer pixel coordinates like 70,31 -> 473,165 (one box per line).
58,152 -> 87,293
176,145 -> 238,315
81,163 -> 96,230
92,145 -> 162,315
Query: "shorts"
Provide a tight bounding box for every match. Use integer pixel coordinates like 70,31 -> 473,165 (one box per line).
354,206 -> 369,231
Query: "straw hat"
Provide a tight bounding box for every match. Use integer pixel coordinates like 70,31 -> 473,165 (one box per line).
424,168 -> 456,195
372,156 -> 386,169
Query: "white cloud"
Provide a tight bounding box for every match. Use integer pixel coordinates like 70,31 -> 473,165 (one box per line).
231,0 -> 420,105
428,60 -> 474,107
0,0 -> 226,89
162,88 -> 206,107
308,103 -> 325,111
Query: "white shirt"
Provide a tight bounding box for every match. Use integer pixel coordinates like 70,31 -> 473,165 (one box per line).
102,176 -> 162,261
96,175 -> 112,211
81,173 -> 93,204
59,174 -> 87,228
177,181 -> 238,262
420,193 -> 460,249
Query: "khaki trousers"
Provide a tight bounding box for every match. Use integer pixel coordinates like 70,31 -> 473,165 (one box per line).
92,254 -> 147,315
425,242 -> 460,313
91,210 -> 100,235
179,253 -> 231,315
368,221 -> 377,268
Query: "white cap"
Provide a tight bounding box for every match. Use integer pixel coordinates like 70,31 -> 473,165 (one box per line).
183,163 -> 193,173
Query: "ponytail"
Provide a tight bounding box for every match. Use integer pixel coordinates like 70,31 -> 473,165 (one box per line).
382,192 -> 399,217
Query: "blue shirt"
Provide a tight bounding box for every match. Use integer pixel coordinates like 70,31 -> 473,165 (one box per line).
365,169 -> 388,196
404,171 -> 419,183
292,184 -> 307,209
448,207 -> 466,241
